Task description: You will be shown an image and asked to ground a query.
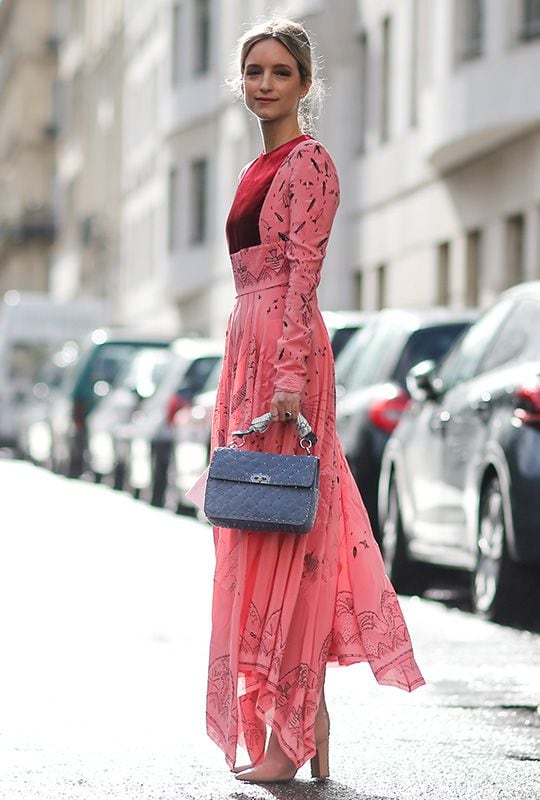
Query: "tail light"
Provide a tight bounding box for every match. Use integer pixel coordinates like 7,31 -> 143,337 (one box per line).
514,381 -> 540,428
368,385 -> 410,434
166,393 -> 190,426
72,400 -> 86,431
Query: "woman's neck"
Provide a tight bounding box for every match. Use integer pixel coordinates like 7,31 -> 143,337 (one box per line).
260,120 -> 304,154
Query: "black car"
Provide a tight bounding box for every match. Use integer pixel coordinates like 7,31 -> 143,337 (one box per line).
48,331 -> 171,478
378,282 -> 540,624
86,345 -> 172,487
336,308 -> 477,538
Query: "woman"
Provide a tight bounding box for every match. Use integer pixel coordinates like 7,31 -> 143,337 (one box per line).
206,17 -> 425,784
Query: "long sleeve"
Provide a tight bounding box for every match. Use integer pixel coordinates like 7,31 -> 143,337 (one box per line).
273,142 -> 340,394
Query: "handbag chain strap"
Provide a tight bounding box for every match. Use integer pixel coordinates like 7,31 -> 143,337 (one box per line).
230,412 -> 317,454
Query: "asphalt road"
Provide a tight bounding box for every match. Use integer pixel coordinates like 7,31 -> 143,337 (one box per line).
0,459 -> 538,800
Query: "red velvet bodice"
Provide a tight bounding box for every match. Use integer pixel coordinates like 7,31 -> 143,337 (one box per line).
226,134 -> 311,255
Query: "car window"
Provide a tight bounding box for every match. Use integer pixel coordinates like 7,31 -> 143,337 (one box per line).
438,298 -> 513,390
201,358 -> 224,393
89,345 -> 142,385
393,323 -> 470,386
343,321 -> 402,392
330,326 -> 361,359
334,329 -> 362,387
478,298 -> 540,373
178,356 -> 221,395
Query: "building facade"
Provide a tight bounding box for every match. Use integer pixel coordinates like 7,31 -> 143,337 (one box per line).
0,0 -> 57,294
50,0 -> 123,313
353,0 -> 540,311
117,0 -> 359,336
2,0 -> 540,332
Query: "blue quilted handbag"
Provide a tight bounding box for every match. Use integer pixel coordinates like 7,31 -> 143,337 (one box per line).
204,413 -> 319,534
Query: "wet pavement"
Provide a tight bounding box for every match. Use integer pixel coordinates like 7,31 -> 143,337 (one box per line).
0,460 -> 538,799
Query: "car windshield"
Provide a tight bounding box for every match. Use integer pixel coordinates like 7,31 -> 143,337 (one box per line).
88,345 -> 147,386
438,298 -> 514,390
339,322 -> 402,392
118,348 -> 171,398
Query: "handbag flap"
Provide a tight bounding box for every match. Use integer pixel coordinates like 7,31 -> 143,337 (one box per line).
209,447 -> 318,488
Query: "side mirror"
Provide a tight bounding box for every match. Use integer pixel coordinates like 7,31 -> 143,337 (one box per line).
406,360 -> 443,402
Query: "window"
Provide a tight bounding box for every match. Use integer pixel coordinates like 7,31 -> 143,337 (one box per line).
355,270 -> 364,309
359,32 -> 369,152
456,0 -> 485,61
380,17 -> 391,143
171,1 -> 182,86
168,167 -> 179,252
52,79 -> 65,134
521,0 -> 540,40
465,229 -> 481,306
193,0 -> 211,75
376,263 -> 386,310
190,159 -> 208,244
506,214 -> 525,288
410,0 -> 419,126
437,241 -> 451,305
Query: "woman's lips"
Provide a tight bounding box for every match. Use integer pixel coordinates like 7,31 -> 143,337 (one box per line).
256,98 -> 277,103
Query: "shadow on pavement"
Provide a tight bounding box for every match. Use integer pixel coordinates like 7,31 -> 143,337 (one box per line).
230,780 -> 392,800
422,575 -> 540,634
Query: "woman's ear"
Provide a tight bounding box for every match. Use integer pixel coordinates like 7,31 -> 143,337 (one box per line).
300,79 -> 312,99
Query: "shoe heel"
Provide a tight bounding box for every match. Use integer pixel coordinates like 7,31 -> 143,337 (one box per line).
310,737 -> 329,779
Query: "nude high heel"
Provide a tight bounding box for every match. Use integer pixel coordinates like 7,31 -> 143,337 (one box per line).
310,734 -> 330,779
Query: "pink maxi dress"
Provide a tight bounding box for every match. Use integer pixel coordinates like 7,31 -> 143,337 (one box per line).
206,134 -> 425,771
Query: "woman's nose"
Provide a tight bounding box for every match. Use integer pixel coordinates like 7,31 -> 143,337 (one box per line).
259,71 -> 274,91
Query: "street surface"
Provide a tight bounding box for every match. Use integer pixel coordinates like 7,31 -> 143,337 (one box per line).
0,458 -> 538,800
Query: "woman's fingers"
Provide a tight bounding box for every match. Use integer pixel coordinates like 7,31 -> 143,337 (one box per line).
270,391 -> 301,422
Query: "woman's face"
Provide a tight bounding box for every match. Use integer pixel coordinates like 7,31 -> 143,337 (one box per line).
242,38 -> 309,126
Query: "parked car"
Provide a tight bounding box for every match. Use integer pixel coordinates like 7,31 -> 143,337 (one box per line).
0,291 -> 105,448
336,308 -> 477,538
127,338 -> 223,507
378,283 -> 540,624
86,345 -> 172,487
48,330 -> 171,478
169,357 -> 223,514
322,310 -> 373,358
17,340 -> 80,465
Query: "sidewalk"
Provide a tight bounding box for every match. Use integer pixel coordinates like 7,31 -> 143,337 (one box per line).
0,461 -> 538,799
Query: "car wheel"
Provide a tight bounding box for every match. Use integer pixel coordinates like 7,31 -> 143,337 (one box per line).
150,453 -> 168,508
382,477 -> 428,596
473,476 -> 527,624
113,461 -> 125,492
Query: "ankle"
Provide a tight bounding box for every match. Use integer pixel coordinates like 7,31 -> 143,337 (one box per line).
315,707 -> 330,744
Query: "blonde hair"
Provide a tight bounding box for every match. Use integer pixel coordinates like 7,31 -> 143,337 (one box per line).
229,17 -> 324,134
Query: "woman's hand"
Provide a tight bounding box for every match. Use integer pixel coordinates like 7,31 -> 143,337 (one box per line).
270,390 -> 301,422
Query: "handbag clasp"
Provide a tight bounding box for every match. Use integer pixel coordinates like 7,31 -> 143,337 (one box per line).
250,473 -> 270,484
